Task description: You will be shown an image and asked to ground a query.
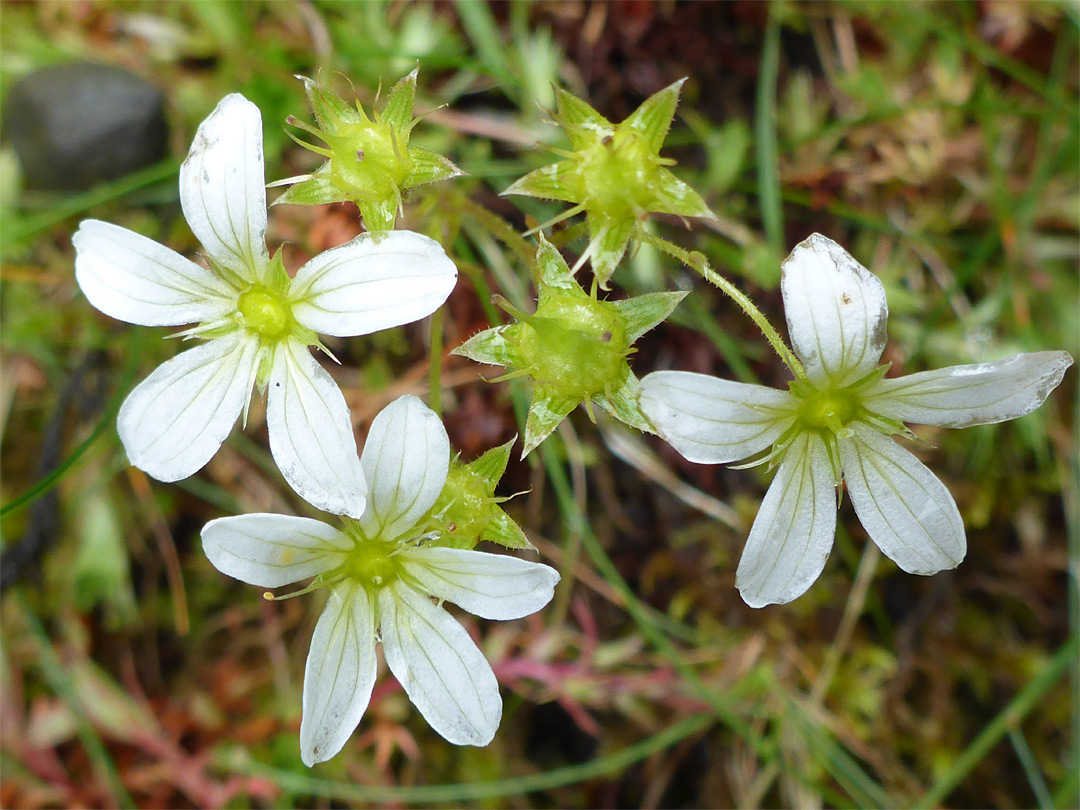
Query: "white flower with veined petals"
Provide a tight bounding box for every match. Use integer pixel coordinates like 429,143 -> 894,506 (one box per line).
72,94 -> 457,518
639,233 -> 1072,608
201,394 -> 560,765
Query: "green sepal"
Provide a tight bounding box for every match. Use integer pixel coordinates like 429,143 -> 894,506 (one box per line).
482,510 -> 535,551
611,289 -> 688,342
405,146 -> 465,188
501,161 -> 579,203
381,67 -> 418,131
424,438 -> 533,552
270,168 -> 343,207
594,365 -> 651,433
469,438 -> 514,483
586,210 -> 635,288
651,170 -> 716,220
359,197 -> 399,233
553,85 -> 612,147
624,78 -> 685,154
522,385 -> 579,458
534,234 -> 577,290
299,76 -> 363,134
451,324 -> 522,367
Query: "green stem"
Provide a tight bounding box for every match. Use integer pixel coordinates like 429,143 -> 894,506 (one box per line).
428,306 -> 444,417
915,635 -> 1078,809
20,592 -> 135,808
538,441 -> 886,807
220,712 -> 712,804
641,231 -> 806,381
755,9 -> 784,253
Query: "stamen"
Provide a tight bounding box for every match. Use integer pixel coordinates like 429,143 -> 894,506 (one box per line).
284,129 -> 333,158
582,397 -> 597,423
491,294 -> 534,323
522,203 -> 587,237
285,115 -> 326,140
263,578 -> 331,601
267,174 -> 313,188
486,368 -> 531,384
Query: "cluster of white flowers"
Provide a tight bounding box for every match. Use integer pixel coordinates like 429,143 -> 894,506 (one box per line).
73,88 -> 1071,766
73,94 -> 557,763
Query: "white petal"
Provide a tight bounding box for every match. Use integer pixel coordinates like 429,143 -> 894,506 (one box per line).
400,547 -> 560,620
863,351 -> 1073,428
781,234 -> 888,386
201,514 -> 350,587
179,93 -> 269,282
73,220 -> 236,326
638,371 -> 795,464
290,231 -> 458,337
300,582 -> 378,766
118,333 -> 257,481
359,395 -> 448,542
266,338 -> 367,519
736,432 -> 837,607
379,582 -> 501,746
839,424 -> 965,575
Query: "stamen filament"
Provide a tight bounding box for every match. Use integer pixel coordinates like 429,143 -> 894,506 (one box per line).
523,203 -> 587,237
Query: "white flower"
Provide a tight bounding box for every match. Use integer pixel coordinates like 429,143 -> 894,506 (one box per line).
639,233 -> 1072,608
201,395 -> 560,765
73,94 -> 458,518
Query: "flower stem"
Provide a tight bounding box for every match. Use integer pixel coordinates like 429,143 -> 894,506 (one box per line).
641,231 -> 807,381
429,306 -> 444,416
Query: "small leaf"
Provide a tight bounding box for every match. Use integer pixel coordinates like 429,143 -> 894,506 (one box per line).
271,171 -> 343,207
299,76 -> 363,133
501,161 -> 579,203
381,67 -> 419,131
451,325 -> 521,367
468,438 -> 515,483
406,146 -> 465,187
586,210 -> 635,287
482,511 -> 535,550
612,290 -> 688,342
553,85 -> 611,146
522,385 -> 578,457
650,171 -> 716,220
623,78 -> 686,154
534,234 -> 577,290
595,366 -> 651,432
359,197 -> 399,233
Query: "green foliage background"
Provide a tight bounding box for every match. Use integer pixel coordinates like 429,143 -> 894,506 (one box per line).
1,2 -> 1076,808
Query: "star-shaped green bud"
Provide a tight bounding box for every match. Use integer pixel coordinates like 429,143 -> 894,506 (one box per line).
503,79 -> 716,288
425,438 -> 534,551
452,235 -> 687,457
272,68 -> 464,231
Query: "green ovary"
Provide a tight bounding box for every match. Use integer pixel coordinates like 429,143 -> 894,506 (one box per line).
327,121 -> 413,201
518,293 -> 629,399
796,387 -> 862,436
237,286 -> 292,340
339,537 -> 403,590
430,465 -> 495,550
575,131 -> 661,218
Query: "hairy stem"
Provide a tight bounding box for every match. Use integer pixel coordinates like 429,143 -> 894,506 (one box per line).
642,231 -> 806,381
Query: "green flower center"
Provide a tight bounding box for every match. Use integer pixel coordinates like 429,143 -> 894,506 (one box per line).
576,130 -> 661,218
517,290 -> 630,399
795,386 -> 862,436
237,285 -> 292,340
336,523 -> 404,589
326,120 -> 413,201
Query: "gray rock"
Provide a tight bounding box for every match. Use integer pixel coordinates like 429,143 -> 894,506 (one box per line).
3,62 -> 168,191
